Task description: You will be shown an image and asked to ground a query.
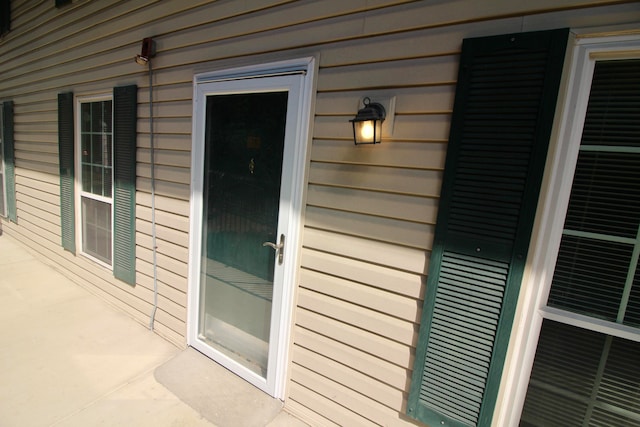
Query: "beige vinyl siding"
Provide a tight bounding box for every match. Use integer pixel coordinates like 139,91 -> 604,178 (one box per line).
1,0 -> 639,425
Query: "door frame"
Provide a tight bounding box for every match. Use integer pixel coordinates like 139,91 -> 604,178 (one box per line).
187,57 -> 316,399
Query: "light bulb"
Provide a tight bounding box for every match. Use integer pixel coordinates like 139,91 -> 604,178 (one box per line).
360,121 -> 374,141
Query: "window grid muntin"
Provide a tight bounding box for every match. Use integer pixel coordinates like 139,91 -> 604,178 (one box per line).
78,97 -> 113,267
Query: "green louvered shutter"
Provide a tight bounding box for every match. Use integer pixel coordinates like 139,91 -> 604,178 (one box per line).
407,29 -> 569,427
2,101 -> 16,223
58,92 -> 75,253
113,85 -> 137,285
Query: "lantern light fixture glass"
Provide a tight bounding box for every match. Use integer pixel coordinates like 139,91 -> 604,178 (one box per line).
350,97 -> 386,145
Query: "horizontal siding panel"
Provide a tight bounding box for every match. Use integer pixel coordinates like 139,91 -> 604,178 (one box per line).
151,306 -> 187,341
303,228 -> 429,275
16,191 -> 60,217
291,363 -> 411,427
15,132 -> 57,144
15,174 -> 59,198
137,148 -> 191,168
137,258 -> 188,294
137,246 -> 188,278
299,269 -> 420,323
15,149 -> 58,165
15,216 -> 60,246
317,55 -> 459,92
14,195 -> 59,226
17,182 -> 60,206
14,120 -> 56,134
318,18 -> 523,68
135,219 -> 189,248
308,162 -> 443,198
136,205 -> 190,233
311,139 -> 447,170
297,287 -> 416,346
14,99 -> 57,114
315,86 -> 455,117
16,214 -> 58,239
305,205 -> 433,250
136,272 -> 187,309
361,0 -> 622,35
14,141 -> 58,155
295,308 -> 413,368
292,344 -> 405,410
294,325 -> 409,390
14,158 -> 59,176
140,83 -> 192,104
137,133 -> 192,151
136,192 -> 190,218
137,177 -> 190,201
306,184 -> 437,225
136,233 -> 189,265
301,248 -> 424,299
136,164 -> 190,185
136,116 -> 192,135
286,385 -> 345,427
15,167 -> 59,186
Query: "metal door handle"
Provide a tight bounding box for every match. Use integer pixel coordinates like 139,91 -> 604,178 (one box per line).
263,234 -> 285,264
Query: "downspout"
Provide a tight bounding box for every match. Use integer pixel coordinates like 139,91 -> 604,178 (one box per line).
135,38 -> 159,331
147,58 -> 159,331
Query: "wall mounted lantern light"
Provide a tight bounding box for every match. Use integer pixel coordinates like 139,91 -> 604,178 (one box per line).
350,97 -> 386,145
135,37 -> 156,65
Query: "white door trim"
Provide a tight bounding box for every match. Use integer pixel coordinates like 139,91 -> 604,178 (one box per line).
187,57 -> 315,399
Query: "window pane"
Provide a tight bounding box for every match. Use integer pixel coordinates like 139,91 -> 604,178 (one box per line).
565,152 -> 640,238
92,134 -> 103,165
82,164 -> 91,193
81,103 -> 91,132
80,100 -> 112,198
548,235 -> 632,321
521,321 -> 640,426
91,165 -> 104,196
581,59 -> 640,148
625,264 -> 640,326
81,197 -> 112,264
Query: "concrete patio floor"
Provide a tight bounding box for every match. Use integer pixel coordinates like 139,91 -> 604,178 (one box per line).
0,233 -> 307,427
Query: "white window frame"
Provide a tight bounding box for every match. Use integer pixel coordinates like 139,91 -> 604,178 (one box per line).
494,31 -> 640,427
0,102 -> 6,218
75,93 -> 114,268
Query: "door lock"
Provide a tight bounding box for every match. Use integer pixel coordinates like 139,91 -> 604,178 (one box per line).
263,234 -> 285,264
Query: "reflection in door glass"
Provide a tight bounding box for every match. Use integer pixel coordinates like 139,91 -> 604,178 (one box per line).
199,92 -> 288,377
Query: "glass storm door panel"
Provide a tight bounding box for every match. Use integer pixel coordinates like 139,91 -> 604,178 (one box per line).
199,91 -> 288,379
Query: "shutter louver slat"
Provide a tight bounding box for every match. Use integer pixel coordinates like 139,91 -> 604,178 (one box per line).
58,92 -> 75,253
408,29 -> 569,427
113,85 -> 137,285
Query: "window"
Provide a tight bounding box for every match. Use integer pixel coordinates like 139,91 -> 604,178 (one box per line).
519,57 -> 640,426
58,86 -> 137,285
78,97 -> 113,265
